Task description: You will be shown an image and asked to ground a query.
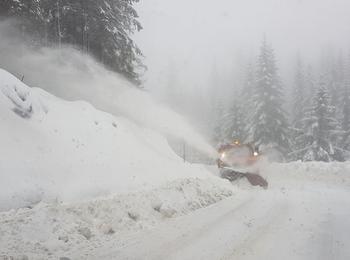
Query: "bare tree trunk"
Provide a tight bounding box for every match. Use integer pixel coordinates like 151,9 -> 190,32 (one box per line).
57,0 -> 61,48
81,2 -> 86,52
85,10 -> 89,53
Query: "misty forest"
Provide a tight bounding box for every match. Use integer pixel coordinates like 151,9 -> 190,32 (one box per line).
2,0 -> 349,162
0,0 -> 144,82
1,0 -> 350,259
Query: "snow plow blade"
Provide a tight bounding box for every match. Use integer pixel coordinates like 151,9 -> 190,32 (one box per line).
244,173 -> 268,189
220,168 -> 268,189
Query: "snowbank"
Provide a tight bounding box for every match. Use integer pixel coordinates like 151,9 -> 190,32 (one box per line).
0,69 -> 225,211
259,161 -> 350,189
1,160 -> 350,259
0,178 -> 233,260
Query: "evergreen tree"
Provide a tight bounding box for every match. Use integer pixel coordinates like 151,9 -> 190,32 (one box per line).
328,55 -> 345,111
221,100 -> 247,142
250,39 -> 290,155
92,0 -> 144,82
289,57 -> 307,160
241,63 -> 256,143
342,54 -> 350,151
217,63 -> 255,145
295,85 -> 344,161
0,0 -> 46,46
292,56 -> 306,128
0,0 -> 144,83
304,65 -> 316,103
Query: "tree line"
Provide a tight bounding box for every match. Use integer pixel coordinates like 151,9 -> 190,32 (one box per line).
214,40 -> 350,162
0,0 -> 144,83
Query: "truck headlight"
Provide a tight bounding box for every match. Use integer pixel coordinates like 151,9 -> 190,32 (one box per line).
221,152 -> 226,159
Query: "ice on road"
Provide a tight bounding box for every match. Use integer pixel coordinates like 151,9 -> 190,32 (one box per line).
97,182 -> 350,260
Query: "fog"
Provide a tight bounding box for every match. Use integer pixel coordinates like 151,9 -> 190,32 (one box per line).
1,0 -> 350,157
0,21 -> 217,158
135,0 -> 350,103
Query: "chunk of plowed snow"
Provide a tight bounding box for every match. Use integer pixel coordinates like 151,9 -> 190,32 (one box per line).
0,178 -> 234,259
0,69 -> 47,120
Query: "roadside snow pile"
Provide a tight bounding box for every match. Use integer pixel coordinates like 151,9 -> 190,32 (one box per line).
259,161 -> 350,189
0,68 -> 228,212
0,178 -> 233,260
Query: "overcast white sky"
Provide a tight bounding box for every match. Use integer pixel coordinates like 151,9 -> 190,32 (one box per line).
135,0 -> 350,96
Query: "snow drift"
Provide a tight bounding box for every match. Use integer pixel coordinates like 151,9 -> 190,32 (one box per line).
0,69 -> 226,212
260,161 -> 350,189
0,178 -> 234,260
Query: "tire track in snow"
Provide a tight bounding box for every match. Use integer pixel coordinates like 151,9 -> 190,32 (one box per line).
96,185 -> 350,260
220,199 -> 290,260
96,193 -> 254,259
99,192 -> 286,260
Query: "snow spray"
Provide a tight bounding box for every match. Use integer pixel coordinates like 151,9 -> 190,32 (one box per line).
0,22 -> 217,159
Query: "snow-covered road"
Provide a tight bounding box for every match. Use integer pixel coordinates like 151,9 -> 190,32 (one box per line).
96,183 -> 350,260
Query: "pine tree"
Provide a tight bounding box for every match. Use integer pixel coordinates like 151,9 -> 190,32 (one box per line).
289,57 -> 307,160
91,0 -> 144,82
295,85 -> 344,161
1,0 -> 46,46
0,0 -> 144,83
292,56 -> 306,128
342,54 -> 350,151
221,100 -> 247,142
328,55 -> 345,111
215,63 -> 254,145
241,63 -> 256,143
250,39 -> 290,155
304,65 -> 316,103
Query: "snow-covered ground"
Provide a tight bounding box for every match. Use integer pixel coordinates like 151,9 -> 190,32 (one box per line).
96,162 -> 350,260
1,161 -> 349,260
0,68 -> 234,259
1,69 -> 350,259
0,178 -> 234,259
0,69 -> 226,211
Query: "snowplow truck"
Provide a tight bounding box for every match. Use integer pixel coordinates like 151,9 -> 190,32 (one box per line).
217,141 -> 268,188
